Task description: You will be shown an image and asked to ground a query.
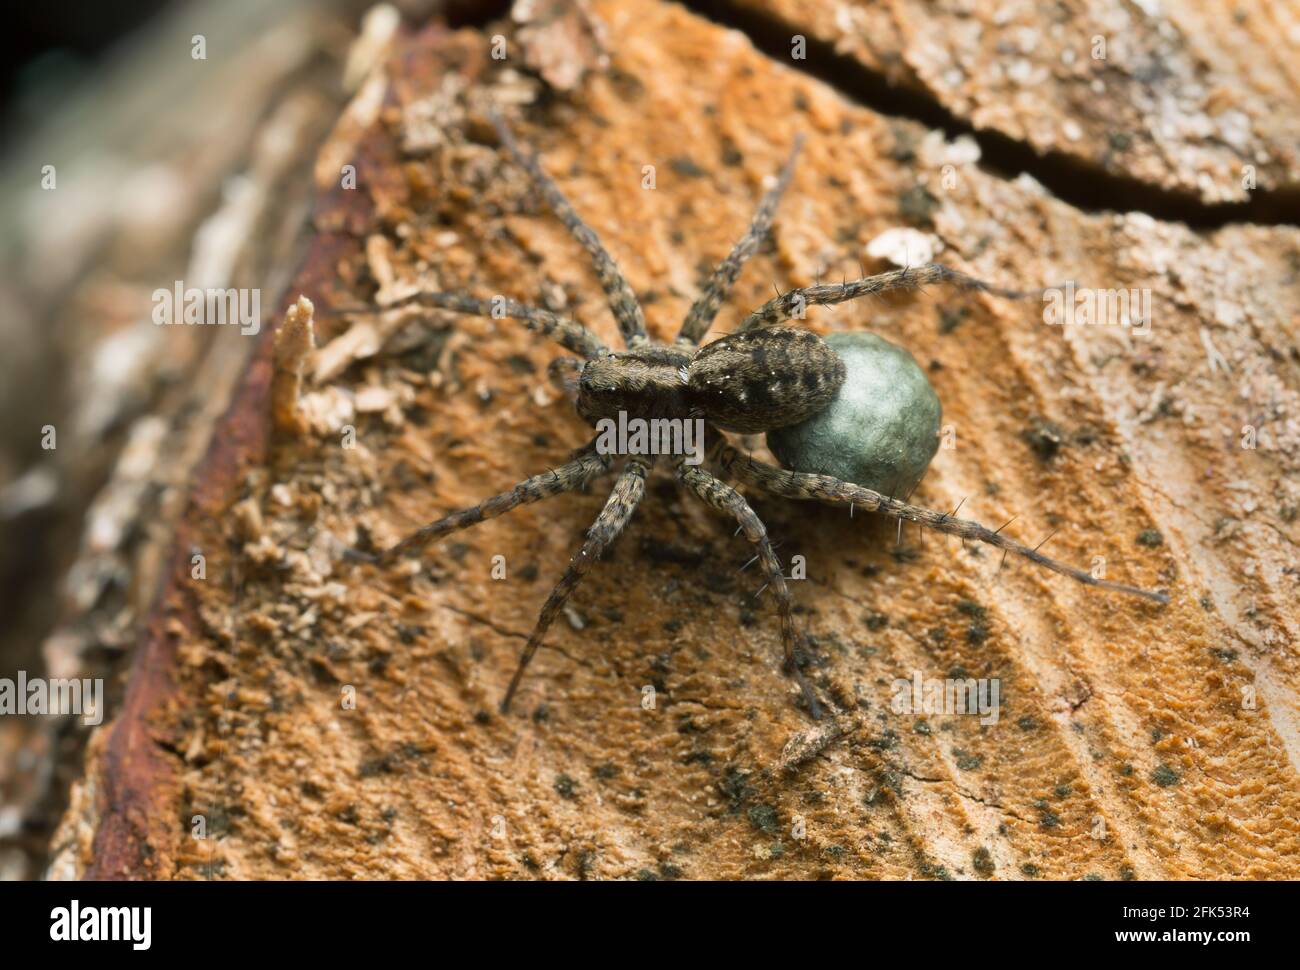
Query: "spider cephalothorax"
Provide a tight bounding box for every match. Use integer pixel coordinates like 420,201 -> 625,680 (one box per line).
575,328 -> 845,432
345,114 -> 1167,719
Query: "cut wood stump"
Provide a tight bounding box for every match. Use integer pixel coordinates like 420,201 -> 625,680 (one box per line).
53,0 -> 1300,880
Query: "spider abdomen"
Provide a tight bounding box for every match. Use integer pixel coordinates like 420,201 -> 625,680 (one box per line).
766,330 -> 941,494
686,327 -> 845,433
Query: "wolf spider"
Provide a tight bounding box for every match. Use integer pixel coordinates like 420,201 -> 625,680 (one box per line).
344,115 -> 1167,719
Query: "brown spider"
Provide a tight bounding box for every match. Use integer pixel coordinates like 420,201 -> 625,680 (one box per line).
344,115 -> 1167,719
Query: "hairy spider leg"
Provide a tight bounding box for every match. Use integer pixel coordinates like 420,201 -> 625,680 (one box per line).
491,112 -> 649,350
675,136 -> 804,347
738,262 -> 1052,331
676,458 -> 824,719
335,291 -> 606,360
360,447 -> 614,565
714,443 -> 1168,604
501,458 -> 651,712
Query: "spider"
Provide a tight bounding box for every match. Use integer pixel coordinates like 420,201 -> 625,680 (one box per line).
342,114 -> 1168,720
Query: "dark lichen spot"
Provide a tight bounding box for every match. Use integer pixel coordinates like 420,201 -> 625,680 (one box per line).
938,306 -> 969,335
1024,419 -> 1065,460
1151,764 -> 1180,787
973,846 -> 995,877
607,67 -> 645,100
918,860 -> 954,881
504,353 -> 535,374
953,749 -> 983,771
670,156 -> 706,178
867,730 -> 900,752
554,774 -> 579,799
747,804 -> 780,836
395,623 -> 423,645
898,184 -> 938,225
888,125 -> 919,162
1136,528 -> 1163,548
719,766 -> 755,810
1020,863 -> 1041,878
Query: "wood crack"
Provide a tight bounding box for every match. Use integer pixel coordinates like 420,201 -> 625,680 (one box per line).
681,0 -> 1300,229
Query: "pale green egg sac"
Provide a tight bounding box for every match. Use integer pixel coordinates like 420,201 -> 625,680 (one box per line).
766,331 -> 941,495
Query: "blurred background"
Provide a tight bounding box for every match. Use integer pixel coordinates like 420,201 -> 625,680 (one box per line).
0,0 -> 493,880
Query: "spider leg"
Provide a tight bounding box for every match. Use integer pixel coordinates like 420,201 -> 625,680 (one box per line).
738,262 -> 1050,331
675,458 -> 823,719
501,458 -> 650,712
357,445 -> 614,565
491,113 -> 648,349
675,136 -> 803,347
713,443 -> 1168,604
336,291 -> 607,360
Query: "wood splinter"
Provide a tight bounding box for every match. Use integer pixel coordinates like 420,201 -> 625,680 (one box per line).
271,295 -> 316,436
